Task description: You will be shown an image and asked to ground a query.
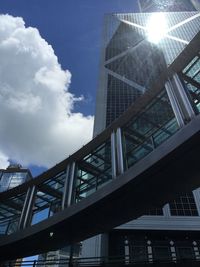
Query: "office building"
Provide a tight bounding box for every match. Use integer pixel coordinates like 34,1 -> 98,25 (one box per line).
37,245 -> 80,267
0,164 -> 32,236
0,164 -> 32,193
83,9 -> 200,263
138,0 -> 199,12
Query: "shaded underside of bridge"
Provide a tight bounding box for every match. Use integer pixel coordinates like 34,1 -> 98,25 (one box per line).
0,116 -> 200,261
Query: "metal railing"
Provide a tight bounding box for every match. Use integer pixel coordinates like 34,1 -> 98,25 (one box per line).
3,256 -> 200,267
0,86 -> 182,235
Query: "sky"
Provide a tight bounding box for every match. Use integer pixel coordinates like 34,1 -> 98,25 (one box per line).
0,0 -> 139,176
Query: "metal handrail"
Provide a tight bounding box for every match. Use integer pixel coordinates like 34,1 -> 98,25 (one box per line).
4,256 -> 200,267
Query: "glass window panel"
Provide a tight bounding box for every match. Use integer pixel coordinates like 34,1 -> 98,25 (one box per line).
31,171 -> 66,225
182,53 -> 200,113
0,172 -> 28,192
0,193 -> 26,235
122,89 -> 179,170
169,192 -> 198,216
75,139 -> 112,202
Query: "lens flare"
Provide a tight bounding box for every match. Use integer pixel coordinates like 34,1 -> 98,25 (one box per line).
147,13 -> 167,43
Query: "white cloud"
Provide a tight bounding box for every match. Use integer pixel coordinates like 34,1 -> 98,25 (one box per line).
0,14 -> 94,168
0,151 -> 9,169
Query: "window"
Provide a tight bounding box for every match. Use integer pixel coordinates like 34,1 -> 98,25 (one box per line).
169,192 -> 198,216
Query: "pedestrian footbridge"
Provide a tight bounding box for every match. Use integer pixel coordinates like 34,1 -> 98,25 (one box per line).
0,32 -> 200,261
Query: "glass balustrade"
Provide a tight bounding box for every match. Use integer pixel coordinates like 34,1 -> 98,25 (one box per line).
122,89 -> 179,170
75,138 -> 112,202
0,192 -> 26,235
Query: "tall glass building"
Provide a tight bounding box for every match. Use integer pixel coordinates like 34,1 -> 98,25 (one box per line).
93,11 -> 200,135
0,165 -> 32,193
0,165 -> 32,235
138,0 -> 199,12
83,9 -> 200,263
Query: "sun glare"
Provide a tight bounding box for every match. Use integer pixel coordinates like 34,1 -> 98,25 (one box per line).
147,13 -> 167,43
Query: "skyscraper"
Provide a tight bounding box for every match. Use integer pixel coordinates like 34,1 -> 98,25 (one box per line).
138,0 -> 198,12
0,164 -> 32,193
93,10 -> 200,135
0,165 -> 32,236
83,8 -> 200,262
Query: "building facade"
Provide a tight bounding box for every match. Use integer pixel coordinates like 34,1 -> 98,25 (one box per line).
37,245 -> 80,267
0,164 -> 32,193
83,8 -> 200,263
0,165 -> 32,236
138,0 -> 199,12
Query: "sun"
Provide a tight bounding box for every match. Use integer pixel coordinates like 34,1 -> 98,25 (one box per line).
146,13 -> 168,43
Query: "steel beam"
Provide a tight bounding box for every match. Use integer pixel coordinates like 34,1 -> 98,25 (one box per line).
67,162 -> 76,207
18,187 -> 31,230
116,128 -> 124,175
23,186 -> 36,229
173,73 -> 195,121
61,165 -> 70,210
111,131 -> 117,178
165,80 -> 185,128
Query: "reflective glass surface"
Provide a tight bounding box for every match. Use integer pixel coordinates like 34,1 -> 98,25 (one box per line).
169,192 -> 198,216
181,53 -> 200,113
31,171 -> 66,225
103,12 -> 200,128
122,89 -> 179,170
75,139 -> 112,202
0,193 -> 26,235
138,0 -> 196,12
106,74 -> 142,126
0,172 -> 28,192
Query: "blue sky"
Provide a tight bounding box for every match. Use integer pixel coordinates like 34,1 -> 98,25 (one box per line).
0,0 -> 139,176
0,0 -> 139,115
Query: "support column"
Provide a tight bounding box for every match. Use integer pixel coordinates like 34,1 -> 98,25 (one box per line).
67,162 -> 76,207
18,187 -> 31,230
21,185 -> 36,229
170,240 -> 177,262
192,189 -> 200,216
163,204 -> 171,218
111,131 -> 117,179
147,240 -> 153,263
173,73 -> 195,121
61,164 -> 70,210
116,128 -> 124,175
193,241 -> 200,260
124,238 -> 130,264
165,80 -> 184,128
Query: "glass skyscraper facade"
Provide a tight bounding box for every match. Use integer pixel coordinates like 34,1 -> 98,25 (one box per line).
138,0 -> 198,12
94,11 -> 200,134
1,4 -> 200,264
84,8 -> 200,263
0,165 -> 32,193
